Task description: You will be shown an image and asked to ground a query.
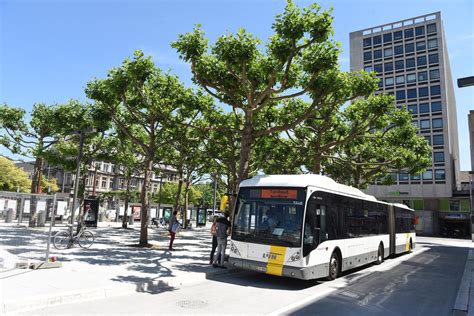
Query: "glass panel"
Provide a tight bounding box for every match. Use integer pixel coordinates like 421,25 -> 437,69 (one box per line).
420,119 -> 430,129
394,30 -> 403,40
434,152 -> 445,162
419,87 -> 429,97
432,118 -> 443,128
431,101 -> 442,112
417,55 -> 427,66
374,49 -> 382,59
429,53 -> 439,64
405,58 -> 415,68
427,23 -> 437,34
383,33 -> 392,43
384,48 -> 393,57
363,38 -> 372,47
364,66 -> 373,72
411,173 -> 421,180
430,69 -> 440,80
435,170 -> 445,180
433,135 -> 444,145
407,73 -> 416,83
364,51 -> 372,61
374,64 -> 383,73
394,45 -> 403,55
404,28 -> 414,38
405,43 -> 414,53
399,173 -> 409,181
418,71 -> 428,81
431,85 -> 441,96
384,62 -> 394,72
407,88 -> 417,99
428,38 -> 438,49
416,41 -> 426,51
415,26 -> 425,36
385,77 -> 394,86
422,170 -> 433,180
395,60 -> 404,70
396,75 -> 405,84
424,136 -> 431,145
419,103 -> 429,113
396,90 -> 406,100
373,35 -> 382,45
408,104 -> 417,114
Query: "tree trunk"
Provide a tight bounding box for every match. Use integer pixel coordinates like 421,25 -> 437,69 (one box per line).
173,169 -> 183,214
139,158 -> 153,246
122,175 -> 131,228
183,180 -> 190,228
28,156 -> 44,227
237,114 -> 253,185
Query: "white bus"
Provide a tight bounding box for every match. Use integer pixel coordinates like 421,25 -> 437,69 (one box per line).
229,175 -> 416,280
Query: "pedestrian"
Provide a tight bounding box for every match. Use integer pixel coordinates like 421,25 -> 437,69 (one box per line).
209,216 -> 220,264
168,210 -> 179,250
213,214 -> 231,268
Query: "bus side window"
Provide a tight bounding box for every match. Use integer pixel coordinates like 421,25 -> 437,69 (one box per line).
303,200 -> 320,257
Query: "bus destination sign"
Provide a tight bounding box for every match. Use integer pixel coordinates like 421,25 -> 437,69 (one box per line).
261,189 -> 297,199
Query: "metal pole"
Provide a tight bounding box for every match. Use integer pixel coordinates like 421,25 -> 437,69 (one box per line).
158,174 -> 163,218
212,174 -> 217,216
70,130 -> 85,234
45,193 -> 57,262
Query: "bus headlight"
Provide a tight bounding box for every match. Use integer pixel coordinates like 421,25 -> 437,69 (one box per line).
288,251 -> 301,262
230,242 -> 241,256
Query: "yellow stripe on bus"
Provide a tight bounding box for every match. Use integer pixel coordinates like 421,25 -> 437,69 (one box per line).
405,233 -> 410,251
266,245 -> 287,276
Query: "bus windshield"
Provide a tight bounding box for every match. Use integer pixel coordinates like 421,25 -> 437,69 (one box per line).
232,187 -> 306,247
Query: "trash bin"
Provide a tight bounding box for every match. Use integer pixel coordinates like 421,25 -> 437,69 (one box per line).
37,212 -> 46,227
5,209 -> 13,223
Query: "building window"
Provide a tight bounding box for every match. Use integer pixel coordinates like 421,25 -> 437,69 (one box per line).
394,30 -> 403,40
364,65 -> 373,72
385,77 -> 394,86
399,173 -> 409,181
396,75 -> 405,84
101,178 -> 107,189
411,120 -> 418,128
428,38 -> 438,49
363,38 -> 372,47
430,69 -> 440,80
405,42 -> 414,53
364,51 -> 372,61
383,33 -> 392,43
416,40 -> 426,51
435,170 -> 446,181
429,53 -> 439,64
427,23 -> 437,34
374,49 -> 382,59
417,55 -> 427,67
434,152 -> 445,162
407,73 -> 416,83
432,118 -> 443,128
420,119 -> 430,129
405,58 -> 415,68
418,71 -> 428,82
374,64 -> 383,73
378,78 -> 383,88
410,173 -> 421,181
433,134 -> 444,145
431,85 -> 441,96
419,86 -> 429,97
422,170 -> 433,180
404,28 -> 414,38
407,104 -> 417,114
395,60 -> 405,70
373,35 -> 382,45
415,26 -> 425,36
419,103 -> 429,113
396,90 -> 406,100
394,45 -> 403,55
424,135 -> 431,145
431,101 -> 442,112
384,62 -> 394,72
407,88 -> 417,99
384,48 -> 393,57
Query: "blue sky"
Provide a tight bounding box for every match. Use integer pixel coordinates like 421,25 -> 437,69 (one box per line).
1,0 -> 473,170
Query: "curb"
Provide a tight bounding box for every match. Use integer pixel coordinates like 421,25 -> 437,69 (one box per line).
453,249 -> 474,316
2,266 -> 235,314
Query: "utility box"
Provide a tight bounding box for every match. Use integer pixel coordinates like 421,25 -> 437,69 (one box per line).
196,208 -> 206,227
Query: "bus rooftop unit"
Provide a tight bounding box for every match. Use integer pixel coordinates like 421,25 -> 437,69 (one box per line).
229,174 -> 415,280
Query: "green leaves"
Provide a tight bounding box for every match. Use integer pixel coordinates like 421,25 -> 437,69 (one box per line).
0,157 -> 31,192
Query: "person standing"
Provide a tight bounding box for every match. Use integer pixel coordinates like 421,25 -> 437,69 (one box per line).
209,216 -> 219,264
168,210 -> 179,250
213,215 -> 231,268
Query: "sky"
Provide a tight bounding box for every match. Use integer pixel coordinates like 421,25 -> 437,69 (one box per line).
1,0 -> 473,170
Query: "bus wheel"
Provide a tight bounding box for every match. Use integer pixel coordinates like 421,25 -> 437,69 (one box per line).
375,244 -> 384,265
327,252 -> 340,281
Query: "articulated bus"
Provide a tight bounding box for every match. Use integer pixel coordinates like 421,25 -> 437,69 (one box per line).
228,175 -> 415,280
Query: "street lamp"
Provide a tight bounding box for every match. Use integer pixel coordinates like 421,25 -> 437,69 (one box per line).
458,76 -> 474,88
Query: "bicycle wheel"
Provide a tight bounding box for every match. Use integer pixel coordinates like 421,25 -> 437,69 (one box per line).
78,230 -> 94,248
53,230 -> 71,250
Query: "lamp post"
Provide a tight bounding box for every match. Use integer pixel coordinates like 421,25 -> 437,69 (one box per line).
158,172 -> 164,219
211,173 -> 218,217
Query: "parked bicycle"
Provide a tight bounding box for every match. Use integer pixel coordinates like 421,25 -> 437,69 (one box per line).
151,217 -> 168,230
53,222 -> 95,249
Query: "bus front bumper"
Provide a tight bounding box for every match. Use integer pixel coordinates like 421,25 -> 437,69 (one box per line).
228,257 -> 328,280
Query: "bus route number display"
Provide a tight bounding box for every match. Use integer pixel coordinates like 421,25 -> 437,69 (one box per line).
261,189 -> 297,199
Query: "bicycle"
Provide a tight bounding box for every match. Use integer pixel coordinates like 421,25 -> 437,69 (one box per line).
53,222 -> 95,249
